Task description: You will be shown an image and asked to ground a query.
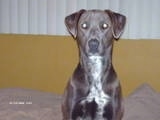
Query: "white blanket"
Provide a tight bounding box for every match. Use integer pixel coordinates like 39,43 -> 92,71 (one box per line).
0,84 -> 159,120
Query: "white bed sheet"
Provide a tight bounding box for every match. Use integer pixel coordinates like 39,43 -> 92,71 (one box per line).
0,84 -> 159,120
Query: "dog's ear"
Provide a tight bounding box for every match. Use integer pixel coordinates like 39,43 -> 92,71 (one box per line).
65,9 -> 86,39
105,10 -> 126,40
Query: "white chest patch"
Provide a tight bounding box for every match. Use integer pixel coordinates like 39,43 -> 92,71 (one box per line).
84,56 -> 110,115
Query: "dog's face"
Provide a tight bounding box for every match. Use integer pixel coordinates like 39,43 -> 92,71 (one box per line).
65,9 -> 126,56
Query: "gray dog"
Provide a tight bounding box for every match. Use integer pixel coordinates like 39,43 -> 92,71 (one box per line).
62,9 -> 126,120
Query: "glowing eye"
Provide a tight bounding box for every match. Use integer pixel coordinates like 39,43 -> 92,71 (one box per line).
102,23 -> 108,29
81,23 -> 88,29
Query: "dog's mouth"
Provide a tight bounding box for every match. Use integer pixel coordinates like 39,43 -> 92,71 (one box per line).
89,46 -> 99,54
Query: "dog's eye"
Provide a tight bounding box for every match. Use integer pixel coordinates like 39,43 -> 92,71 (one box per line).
101,23 -> 109,29
81,23 -> 88,29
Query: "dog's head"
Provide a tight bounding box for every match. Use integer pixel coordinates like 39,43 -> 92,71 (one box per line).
65,9 -> 126,56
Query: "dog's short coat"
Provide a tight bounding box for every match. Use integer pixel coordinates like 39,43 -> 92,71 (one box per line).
62,9 -> 126,120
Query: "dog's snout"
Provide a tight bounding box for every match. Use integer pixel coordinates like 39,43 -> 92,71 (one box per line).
88,39 -> 99,49
88,39 -> 99,53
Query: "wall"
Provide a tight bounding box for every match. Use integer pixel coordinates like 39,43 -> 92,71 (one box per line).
0,34 -> 160,96
0,0 -> 160,39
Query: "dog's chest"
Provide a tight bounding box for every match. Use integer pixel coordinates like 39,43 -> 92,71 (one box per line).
85,56 -> 110,114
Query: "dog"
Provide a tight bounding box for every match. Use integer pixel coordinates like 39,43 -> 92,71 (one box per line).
62,9 -> 126,120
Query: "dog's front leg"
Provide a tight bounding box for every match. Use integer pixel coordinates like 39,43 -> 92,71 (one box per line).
62,77 -> 89,119
113,85 -> 124,120
103,78 -> 123,120
62,84 -> 82,120
62,82 -> 75,120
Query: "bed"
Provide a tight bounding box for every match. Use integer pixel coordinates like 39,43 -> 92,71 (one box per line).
0,83 -> 159,120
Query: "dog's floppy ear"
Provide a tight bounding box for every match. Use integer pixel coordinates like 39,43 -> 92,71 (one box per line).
105,10 -> 126,40
65,9 -> 86,39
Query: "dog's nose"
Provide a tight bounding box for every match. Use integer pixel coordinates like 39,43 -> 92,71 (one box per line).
88,39 -> 99,53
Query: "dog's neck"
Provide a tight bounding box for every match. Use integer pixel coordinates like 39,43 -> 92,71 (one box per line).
79,53 -> 112,84
79,44 -> 113,76
87,56 -> 104,81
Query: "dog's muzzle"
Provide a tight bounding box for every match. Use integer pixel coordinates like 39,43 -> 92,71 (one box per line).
88,39 -> 99,54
